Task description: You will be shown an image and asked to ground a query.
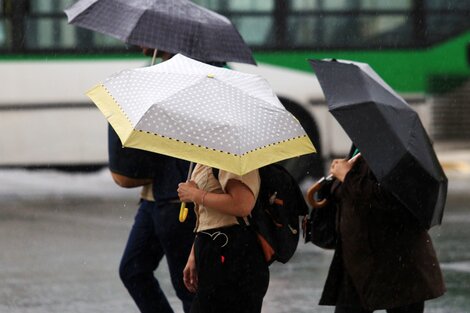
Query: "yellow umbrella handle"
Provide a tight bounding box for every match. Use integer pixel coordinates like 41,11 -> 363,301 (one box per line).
179,202 -> 189,223
179,161 -> 194,223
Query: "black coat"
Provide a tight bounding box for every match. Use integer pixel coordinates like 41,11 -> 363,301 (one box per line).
319,158 -> 445,310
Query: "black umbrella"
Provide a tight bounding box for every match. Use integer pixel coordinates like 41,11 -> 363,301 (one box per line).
309,59 -> 447,229
65,0 -> 255,65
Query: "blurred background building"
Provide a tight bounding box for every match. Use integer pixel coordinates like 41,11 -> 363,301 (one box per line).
1,0 -> 469,182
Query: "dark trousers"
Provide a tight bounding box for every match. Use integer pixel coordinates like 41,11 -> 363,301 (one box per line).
119,199 -> 196,313
190,225 -> 270,313
334,302 -> 424,313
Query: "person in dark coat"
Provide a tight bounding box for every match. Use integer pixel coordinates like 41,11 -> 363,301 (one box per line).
112,49 -> 196,313
320,153 -> 445,313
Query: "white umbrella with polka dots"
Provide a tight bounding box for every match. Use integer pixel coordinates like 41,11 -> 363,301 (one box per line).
87,54 -> 316,176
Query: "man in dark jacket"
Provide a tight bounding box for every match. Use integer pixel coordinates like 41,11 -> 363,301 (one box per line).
321,155 -> 445,313
111,49 -> 196,313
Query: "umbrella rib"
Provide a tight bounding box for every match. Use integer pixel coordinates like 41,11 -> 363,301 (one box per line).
124,7 -> 149,44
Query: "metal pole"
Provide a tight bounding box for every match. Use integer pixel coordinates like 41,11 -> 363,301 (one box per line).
10,0 -> 27,52
274,0 -> 288,48
412,0 -> 427,46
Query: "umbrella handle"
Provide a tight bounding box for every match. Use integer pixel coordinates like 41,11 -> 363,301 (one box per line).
151,49 -> 158,66
179,162 -> 195,223
179,202 -> 189,223
306,153 -> 362,209
307,177 -> 329,208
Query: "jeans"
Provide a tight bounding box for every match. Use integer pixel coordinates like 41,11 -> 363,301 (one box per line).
334,302 -> 424,313
119,199 -> 196,313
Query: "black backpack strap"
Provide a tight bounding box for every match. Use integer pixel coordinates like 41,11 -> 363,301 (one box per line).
211,167 -> 249,227
237,216 -> 248,227
211,167 -> 219,179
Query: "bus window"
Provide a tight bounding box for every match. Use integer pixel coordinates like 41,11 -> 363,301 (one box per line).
24,0 -> 125,51
291,0 -> 347,11
353,0 -> 411,10
288,1 -> 413,48
232,16 -> 274,47
25,16 -> 124,50
193,0 -> 274,11
0,18 -> 8,48
427,0 -> 470,9
29,0 -> 74,13
193,0 -> 275,47
0,0 -> 10,48
228,1 -> 274,11
194,0 -> 223,11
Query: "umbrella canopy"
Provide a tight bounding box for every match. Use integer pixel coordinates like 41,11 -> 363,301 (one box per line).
309,59 -> 447,229
64,0 -> 255,65
87,54 -> 315,175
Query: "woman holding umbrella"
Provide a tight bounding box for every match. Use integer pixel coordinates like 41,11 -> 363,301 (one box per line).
177,165 -> 269,313
84,51 -> 315,313
311,150 -> 445,313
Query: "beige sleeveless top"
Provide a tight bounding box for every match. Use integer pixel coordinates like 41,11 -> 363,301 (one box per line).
191,164 -> 260,232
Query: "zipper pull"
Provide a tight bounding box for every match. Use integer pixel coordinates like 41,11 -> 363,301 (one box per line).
269,192 -> 277,204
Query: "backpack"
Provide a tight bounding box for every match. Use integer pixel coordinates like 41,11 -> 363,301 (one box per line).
213,164 -> 309,265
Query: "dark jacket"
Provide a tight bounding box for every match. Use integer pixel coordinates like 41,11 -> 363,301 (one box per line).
319,158 -> 445,310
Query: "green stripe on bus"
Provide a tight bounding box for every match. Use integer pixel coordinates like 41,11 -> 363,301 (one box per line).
254,31 -> 470,93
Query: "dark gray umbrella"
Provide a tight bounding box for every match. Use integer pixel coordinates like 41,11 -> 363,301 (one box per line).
309,59 -> 447,229
64,0 -> 255,65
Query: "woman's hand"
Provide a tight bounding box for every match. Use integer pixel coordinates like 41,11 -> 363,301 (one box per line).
177,181 -> 200,203
183,245 -> 198,293
330,158 -> 354,182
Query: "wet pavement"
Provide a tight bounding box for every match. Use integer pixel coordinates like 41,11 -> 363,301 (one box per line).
0,159 -> 469,313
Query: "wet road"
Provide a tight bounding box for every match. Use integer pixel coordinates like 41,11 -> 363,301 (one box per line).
0,169 -> 469,313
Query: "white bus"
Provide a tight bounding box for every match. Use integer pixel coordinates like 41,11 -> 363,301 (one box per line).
3,0 -> 460,183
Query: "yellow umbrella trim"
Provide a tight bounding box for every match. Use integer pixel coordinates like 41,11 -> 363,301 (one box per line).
87,84 -> 316,175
